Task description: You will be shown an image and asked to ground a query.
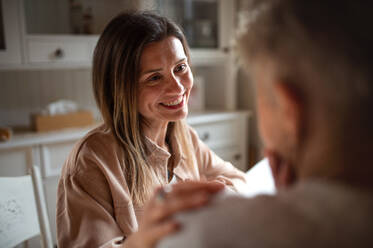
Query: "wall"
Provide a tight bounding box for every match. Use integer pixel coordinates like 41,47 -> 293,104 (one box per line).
0,68 -> 98,127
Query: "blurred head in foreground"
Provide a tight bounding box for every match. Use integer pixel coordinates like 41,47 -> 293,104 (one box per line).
236,0 -> 373,188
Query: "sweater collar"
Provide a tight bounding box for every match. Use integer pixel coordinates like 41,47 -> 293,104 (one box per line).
144,134 -> 192,181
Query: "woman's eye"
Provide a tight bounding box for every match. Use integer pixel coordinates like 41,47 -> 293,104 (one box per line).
175,64 -> 187,72
148,75 -> 161,82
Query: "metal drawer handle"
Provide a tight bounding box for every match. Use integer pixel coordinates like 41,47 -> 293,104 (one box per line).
233,153 -> 242,161
222,46 -> 230,53
201,132 -> 210,142
54,48 -> 65,59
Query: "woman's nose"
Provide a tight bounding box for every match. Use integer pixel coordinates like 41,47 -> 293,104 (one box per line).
167,76 -> 185,93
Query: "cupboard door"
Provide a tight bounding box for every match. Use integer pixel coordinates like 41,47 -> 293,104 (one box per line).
155,0 -> 219,48
40,140 -> 77,178
189,112 -> 250,171
151,0 -> 235,50
0,146 -> 37,176
192,118 -> 241,150
213,146 -> 246,172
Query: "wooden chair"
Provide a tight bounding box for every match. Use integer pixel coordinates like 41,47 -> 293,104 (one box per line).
0,166 -> 53,248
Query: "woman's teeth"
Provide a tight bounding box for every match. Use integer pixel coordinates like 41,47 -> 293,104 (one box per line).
163,96 -> 183,106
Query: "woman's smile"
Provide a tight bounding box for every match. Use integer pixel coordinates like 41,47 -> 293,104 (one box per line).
160,94 -> 185,109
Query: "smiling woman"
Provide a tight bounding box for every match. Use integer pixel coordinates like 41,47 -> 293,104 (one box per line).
56,11 -> 246,248
138,37 -> 193,126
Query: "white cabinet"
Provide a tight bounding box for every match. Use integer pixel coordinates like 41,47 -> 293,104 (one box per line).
0,0 -> 24,65
0,0 -> 236,68
193,118 -> 241,148
0,146 -> 35,176
188,111 -> 249,171
40,140 -> 78,177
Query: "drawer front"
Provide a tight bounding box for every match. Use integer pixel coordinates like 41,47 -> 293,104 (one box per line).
192,119 -> 240,149
213,147 -> 247,172
40,140 -> 77,178
27,40 -> 90,63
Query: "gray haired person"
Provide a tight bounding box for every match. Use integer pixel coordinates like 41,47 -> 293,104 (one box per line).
157,0 -> 373,247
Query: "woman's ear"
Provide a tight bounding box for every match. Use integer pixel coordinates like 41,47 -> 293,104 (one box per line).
274,82 -> 304,149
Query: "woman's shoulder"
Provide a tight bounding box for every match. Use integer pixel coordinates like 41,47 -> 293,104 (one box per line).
62,124 -> 121,176
74,123 -> 118,156
80,124 -> 118,150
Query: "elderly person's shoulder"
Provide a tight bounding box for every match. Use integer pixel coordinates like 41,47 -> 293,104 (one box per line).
158,180 -> 373,248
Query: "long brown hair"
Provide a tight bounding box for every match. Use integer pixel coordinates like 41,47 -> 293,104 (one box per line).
92,11 -> 195,205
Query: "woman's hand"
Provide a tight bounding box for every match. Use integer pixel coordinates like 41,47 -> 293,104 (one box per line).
124,181 -> 224,248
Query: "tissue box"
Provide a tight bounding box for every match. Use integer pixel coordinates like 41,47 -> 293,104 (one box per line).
32,110 -> 94,132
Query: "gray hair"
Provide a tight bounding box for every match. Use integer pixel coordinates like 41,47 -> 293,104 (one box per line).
236,0 -> 373,137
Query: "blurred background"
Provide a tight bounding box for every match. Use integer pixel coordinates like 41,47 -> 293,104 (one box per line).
0,1 -> 261,246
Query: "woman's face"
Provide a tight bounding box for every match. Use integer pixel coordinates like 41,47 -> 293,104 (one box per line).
138,36 -> 193,127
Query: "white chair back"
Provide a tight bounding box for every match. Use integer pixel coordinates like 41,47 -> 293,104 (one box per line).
0,166 -> 53,248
